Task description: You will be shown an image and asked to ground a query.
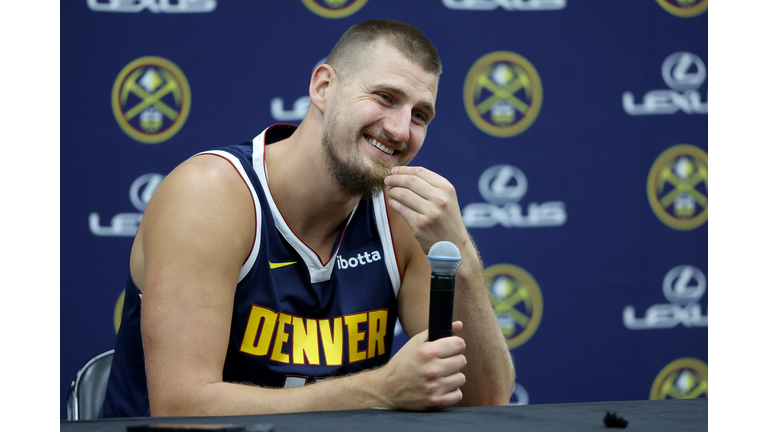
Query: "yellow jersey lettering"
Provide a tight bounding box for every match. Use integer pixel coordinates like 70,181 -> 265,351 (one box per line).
292,317 -> 321,366
345,312 -> 368,363
240,305 -> 278,357
270,312 -> 293,364
242,305 -> 390,366
319,317 -> 344,366
367,309 -> 388,359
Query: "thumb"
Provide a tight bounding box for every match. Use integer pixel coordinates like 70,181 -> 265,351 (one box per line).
411,327 -> 430,344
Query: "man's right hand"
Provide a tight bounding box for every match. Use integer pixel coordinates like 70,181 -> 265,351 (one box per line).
373,321 -> 467,411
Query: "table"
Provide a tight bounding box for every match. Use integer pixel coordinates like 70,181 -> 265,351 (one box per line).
60,398 -> 707,432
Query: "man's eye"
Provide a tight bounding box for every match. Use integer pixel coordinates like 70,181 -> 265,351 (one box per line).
377,93 -> 392,102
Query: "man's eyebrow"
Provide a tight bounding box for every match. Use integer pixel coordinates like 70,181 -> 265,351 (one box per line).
374,84 -> 436,120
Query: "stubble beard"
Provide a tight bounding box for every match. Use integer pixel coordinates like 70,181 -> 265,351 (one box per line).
321,109 -> 394,200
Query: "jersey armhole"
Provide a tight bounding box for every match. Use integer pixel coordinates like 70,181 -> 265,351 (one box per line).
194,150 -> 261,282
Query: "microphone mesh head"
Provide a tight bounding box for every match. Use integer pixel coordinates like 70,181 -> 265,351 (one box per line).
427,241 -> 462,275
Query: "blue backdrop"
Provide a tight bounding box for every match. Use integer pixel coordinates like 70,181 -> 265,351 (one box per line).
60,0 -> 708,419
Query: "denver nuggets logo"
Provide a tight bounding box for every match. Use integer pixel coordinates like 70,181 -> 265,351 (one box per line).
647,144 -> 708,230
464,51 -> 542,138
655,0 -> 708,18
650,358 -> 708,399
301,0 -> 367,19
485,264 -> 543,349
112,56 -> 191,144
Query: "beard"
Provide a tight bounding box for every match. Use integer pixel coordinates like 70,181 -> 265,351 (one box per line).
321,108 -> 400,200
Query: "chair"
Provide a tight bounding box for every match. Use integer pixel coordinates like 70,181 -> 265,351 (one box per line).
66,349 -> 114,420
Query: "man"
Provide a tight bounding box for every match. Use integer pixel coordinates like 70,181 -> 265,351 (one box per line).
100,18 -> 514,417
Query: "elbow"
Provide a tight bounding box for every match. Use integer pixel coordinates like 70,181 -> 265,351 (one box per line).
148,392 -> 187,417
491,351 -> 515,406
462,357 -> 515,407
506,352 -> 516,403
148,383 -> 212,417
491,366 -> 515,406
148,405 -> 174,417
150,395 -> 205,417
502,374 -> 515,405
464,347 -> 516,406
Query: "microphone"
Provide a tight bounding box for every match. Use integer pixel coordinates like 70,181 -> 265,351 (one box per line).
427,241 -> 462,341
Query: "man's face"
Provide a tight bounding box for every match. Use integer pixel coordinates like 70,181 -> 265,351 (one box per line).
322,40 -> 438,199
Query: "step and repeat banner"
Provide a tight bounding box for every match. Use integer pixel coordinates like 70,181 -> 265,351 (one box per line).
60,0 -> 707,418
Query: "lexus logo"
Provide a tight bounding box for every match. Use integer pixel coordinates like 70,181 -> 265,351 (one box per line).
478,165 -> 528,204
662,265 -> 707,306
661,52 -> 707,91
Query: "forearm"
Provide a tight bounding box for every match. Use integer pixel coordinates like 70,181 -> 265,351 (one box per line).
150,327 -> 468,417
451,240 -> 515,406
383,166 -> 514,405
150,370 -> 384,416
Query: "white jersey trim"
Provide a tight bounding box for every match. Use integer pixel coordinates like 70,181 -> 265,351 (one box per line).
372,192 -> 402,298
195,149 -> 262,283
251,129 -> 356,284
194,126 -> 401,294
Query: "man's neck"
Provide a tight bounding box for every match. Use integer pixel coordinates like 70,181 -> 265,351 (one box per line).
264,123 -> 361,262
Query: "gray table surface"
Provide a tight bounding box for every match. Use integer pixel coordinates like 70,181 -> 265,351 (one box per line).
60,398 -> 707,432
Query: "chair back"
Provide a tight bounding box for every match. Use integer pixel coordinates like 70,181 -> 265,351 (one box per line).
66,349 -> 114,420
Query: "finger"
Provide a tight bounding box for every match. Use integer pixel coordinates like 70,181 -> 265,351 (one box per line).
385,173 -> 435,203
385,174 -> 456,224
385,182 -> 432,213
423,385 -> 463,412
391,166 -> 447,188
439,371 -> 467,392
451,320 -> 463,335
439,387 -> 464,408
430,335 -> 466,359
435,354 -> 467,377
427,373 -> 466,409
386,188 -> 429,221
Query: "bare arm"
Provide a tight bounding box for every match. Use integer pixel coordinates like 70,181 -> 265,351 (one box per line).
136,155 -> 470,416
386,165 -> 515,407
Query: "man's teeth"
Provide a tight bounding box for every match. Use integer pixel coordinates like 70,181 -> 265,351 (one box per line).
366,137 -> 394,155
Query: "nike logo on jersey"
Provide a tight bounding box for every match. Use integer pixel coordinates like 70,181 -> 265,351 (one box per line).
269,261 -> 297,269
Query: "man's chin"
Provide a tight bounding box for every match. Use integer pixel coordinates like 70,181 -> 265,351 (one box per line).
370,159 -> 393,181
355,168 -> 388,199
324,137 -> 393,198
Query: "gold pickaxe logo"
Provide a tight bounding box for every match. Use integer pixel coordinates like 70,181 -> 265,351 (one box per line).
464,52 -> 542,138
301,0 -> 367,18
112,56 -> 191,144
647,144 -> 708,230
655,0 -> 708,17
650,358 -> 708,399
485,264 -> 543,349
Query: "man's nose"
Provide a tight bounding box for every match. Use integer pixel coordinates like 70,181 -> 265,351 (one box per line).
383,107 -> 411,144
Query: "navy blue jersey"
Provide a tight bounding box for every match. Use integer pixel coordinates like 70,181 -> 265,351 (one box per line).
101,125 -> 402,417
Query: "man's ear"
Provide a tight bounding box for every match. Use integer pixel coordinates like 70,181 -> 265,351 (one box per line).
309,64 -> 336,114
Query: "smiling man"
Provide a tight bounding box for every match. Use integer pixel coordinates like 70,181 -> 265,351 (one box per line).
100,19 -> 514,418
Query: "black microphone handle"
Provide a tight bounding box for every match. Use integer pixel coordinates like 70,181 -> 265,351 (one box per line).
428,272 -> 455,341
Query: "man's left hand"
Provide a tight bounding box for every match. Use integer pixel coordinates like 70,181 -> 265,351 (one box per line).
385,166 -> 468,255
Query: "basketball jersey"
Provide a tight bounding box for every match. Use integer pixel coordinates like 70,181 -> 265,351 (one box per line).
100,124 -> 402,417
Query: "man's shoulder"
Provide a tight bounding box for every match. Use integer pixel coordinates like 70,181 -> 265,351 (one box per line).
163,152 -> 254,199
